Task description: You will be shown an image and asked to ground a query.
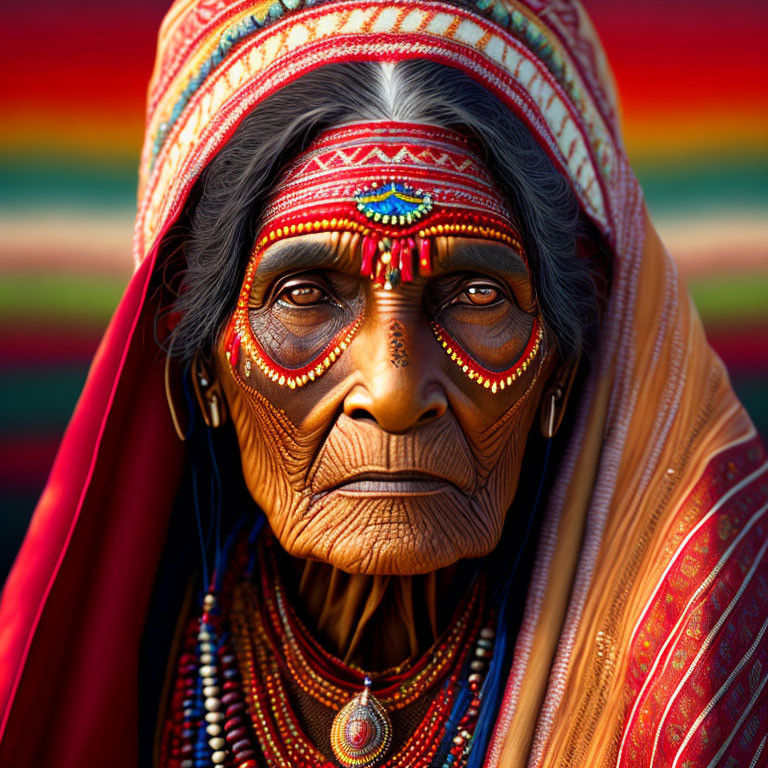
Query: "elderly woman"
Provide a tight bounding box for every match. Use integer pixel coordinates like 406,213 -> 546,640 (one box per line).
1,0 -> 766,766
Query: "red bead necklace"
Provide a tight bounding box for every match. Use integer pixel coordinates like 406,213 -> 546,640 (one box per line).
160,529 -> 495,768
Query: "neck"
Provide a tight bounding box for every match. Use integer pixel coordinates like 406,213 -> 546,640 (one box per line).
280,553 -> 465,670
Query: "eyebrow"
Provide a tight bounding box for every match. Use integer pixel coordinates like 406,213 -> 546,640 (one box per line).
253,235 -> 529,280
254,238 -> 338,278
441,240 -> 529,278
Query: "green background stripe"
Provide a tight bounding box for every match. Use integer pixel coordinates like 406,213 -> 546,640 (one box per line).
0,371 -> 86,431
0,157 -> 138,209
686,274 -> 768,322
0,274 -> 127,324
1,273 -> 766,325
1,156 -> 767,213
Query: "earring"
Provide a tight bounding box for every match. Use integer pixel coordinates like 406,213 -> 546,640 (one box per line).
192,354 -> 225,429
541,386 -> 564,439
539,354 -> 580,439
197,372 -> 222,429
165,353 -> 187,441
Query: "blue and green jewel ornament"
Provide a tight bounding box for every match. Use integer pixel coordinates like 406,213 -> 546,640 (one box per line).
355,182 -> 433,226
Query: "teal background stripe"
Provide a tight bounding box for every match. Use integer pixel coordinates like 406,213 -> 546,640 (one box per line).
1,156 -> 767,214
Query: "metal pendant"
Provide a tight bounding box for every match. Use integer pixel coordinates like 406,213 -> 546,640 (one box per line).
330,676 -> 392,768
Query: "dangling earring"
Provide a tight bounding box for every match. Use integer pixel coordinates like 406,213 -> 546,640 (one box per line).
539,354 -> 580,439
165,353 -> 187,441
541,385 -> 564,439
192,355 -> 226,429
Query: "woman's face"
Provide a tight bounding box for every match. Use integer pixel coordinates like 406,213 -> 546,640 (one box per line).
216,232 -> 556,574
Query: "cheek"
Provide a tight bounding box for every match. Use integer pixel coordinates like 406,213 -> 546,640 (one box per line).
454,349 -> 553,495
217,358 -> 326,537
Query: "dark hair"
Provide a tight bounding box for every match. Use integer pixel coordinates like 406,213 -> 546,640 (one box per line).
161,59 -> 605,366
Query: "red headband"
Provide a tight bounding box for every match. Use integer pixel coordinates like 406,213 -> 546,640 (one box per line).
254,120 -> 525,288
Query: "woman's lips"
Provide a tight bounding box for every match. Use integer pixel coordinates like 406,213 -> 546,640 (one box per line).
317,472 -> 460,497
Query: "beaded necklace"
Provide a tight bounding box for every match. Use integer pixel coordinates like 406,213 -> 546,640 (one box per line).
160,522 -> 497,768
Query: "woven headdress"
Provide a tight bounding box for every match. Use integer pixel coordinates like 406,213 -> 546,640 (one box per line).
135,0 -> 627,267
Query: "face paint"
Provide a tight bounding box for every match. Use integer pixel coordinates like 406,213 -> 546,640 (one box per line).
224,121 -> 529,390
226,252 -> 364,389
431,319 -> 543,394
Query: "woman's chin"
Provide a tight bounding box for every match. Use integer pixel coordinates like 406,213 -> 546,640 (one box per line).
271,489 -> 503,575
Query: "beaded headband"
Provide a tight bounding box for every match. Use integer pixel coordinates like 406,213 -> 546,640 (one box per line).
256,121 -> 524,287
225,121 -> 541,391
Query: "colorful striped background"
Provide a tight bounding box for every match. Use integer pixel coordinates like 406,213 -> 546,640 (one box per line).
1,0 -> 767,579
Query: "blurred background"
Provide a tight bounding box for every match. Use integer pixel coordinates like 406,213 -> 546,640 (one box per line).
1,0 -> 766,580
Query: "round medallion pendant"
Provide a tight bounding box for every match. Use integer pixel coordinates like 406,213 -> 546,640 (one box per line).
330,679 -> 392,768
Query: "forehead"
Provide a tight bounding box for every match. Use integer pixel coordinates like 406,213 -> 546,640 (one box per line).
253,234 -> 530,280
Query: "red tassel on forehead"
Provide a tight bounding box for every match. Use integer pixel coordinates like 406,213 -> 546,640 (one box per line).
361,235 -> 378,276
419,237 -> 432,276
374,259 -> 386,287
401,238 -> 415,282
390,239 -> 401,271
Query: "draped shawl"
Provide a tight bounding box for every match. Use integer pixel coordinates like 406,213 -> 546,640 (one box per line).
1,0 -> 766,765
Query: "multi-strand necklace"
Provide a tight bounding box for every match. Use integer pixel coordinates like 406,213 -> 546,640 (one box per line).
160,525 -> 497,768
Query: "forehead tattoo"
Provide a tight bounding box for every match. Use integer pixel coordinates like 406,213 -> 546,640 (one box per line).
388,321 -> 409,369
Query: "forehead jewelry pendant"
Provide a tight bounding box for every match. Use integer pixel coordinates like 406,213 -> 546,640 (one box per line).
354,181 -> 434,290
330,675 -> 393,768
355,181 -> 433,226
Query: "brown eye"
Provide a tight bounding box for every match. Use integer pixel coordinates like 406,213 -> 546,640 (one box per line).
279,283 -> 326,306
460,284 -> 500,306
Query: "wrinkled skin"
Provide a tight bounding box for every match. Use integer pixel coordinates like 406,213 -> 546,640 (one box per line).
216,231 -> 559,575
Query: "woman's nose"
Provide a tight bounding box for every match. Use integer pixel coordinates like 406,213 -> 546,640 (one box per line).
343,319 -> 448,433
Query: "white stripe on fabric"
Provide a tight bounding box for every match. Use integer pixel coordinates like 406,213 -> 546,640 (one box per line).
668,542 -> 768,768
749,734 -> 768,768
705,671 -> 768,768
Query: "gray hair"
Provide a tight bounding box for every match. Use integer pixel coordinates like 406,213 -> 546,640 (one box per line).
161,60 -> 605,366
